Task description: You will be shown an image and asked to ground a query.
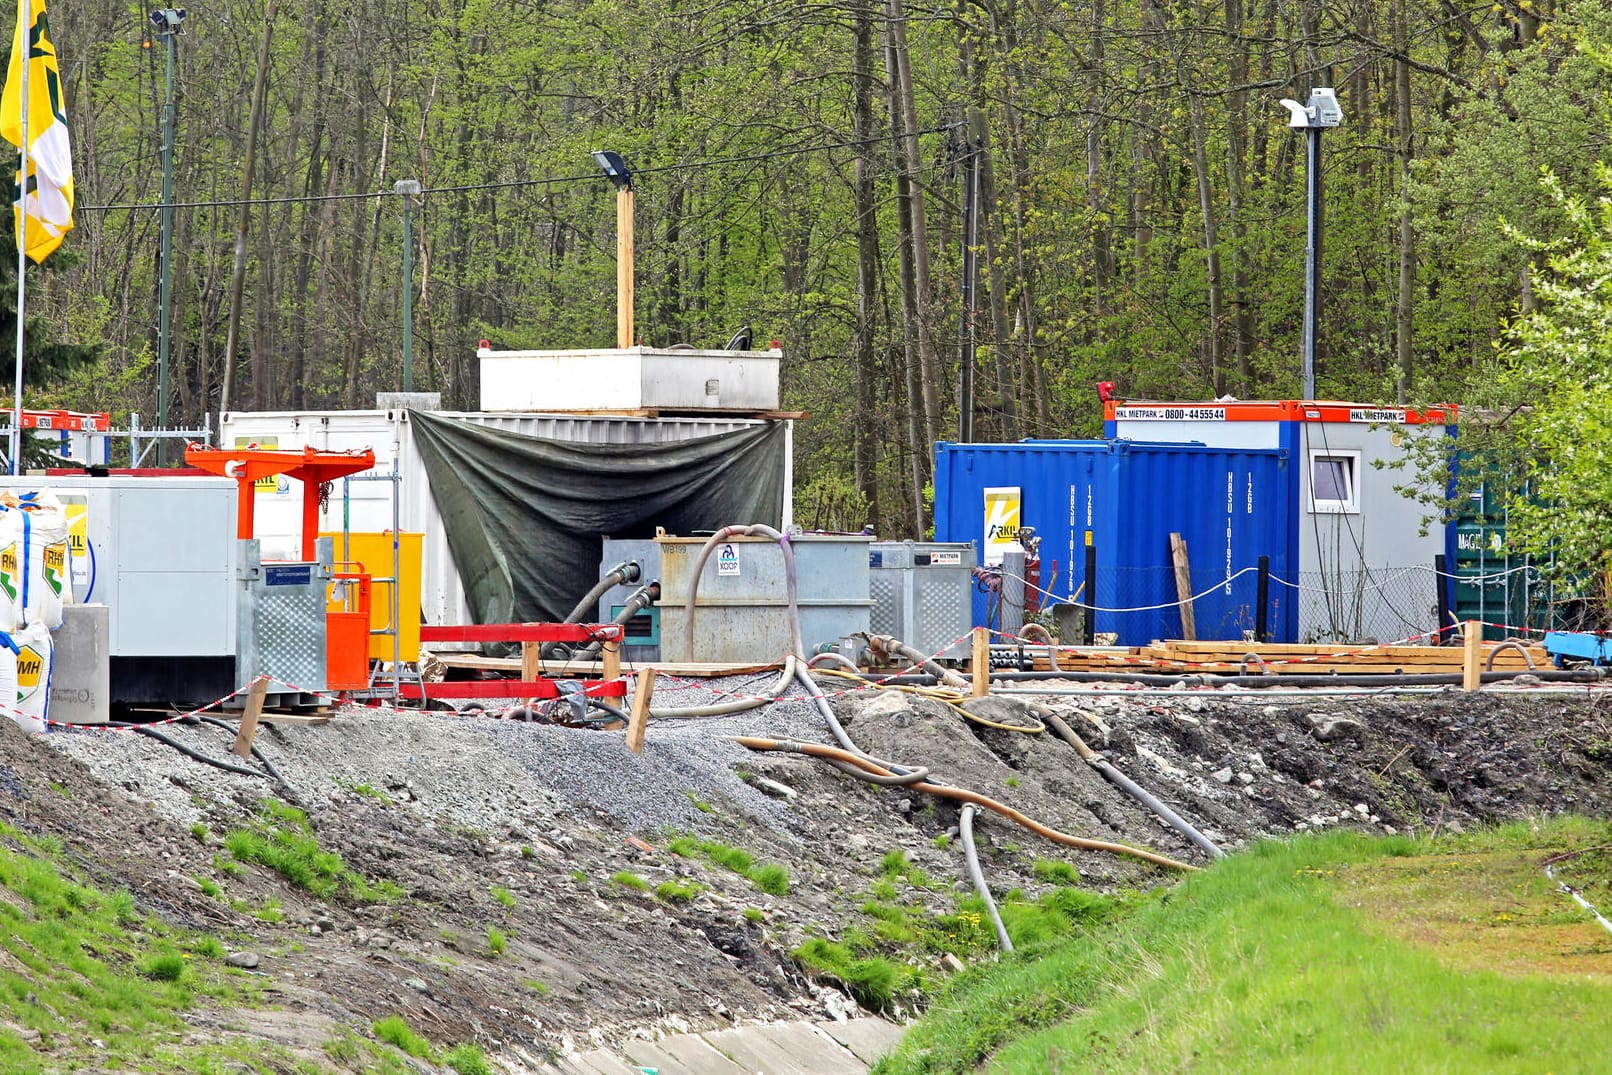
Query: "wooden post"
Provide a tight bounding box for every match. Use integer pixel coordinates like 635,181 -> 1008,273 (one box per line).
601,638 -> 621,683
971,626 -> 989,698
521,634 -> 539,682
626,669 -> 655,754
1170,533 -> 1196,641
232,677 -> 269,760
1462,619 -> 1483,691
617,187 -> 635,348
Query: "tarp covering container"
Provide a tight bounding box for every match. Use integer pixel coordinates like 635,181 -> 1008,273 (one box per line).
220,409 -> 795,631
934,440 -> 1293,645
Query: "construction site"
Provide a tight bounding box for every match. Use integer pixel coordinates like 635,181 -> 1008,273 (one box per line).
0,344 -> 1608,1073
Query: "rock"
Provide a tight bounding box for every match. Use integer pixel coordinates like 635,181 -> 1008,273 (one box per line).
957,695 -> 1042,730
1247,752 -> 1267,772
1211,768 -> 1234,784
1184,696 -> 1206,713
753,777 -> 797,800
858,691 -> 913,721
1236,772 -> 1254,785
1306,714 -> 1364,742
226,951 -> 260,969
404,977 -> 430,994
1136,746 -> 1189,780
938,953 -> 965,973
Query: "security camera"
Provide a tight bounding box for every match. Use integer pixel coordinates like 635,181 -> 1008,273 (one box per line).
148,8 -> 185,34
1308,88 -> 1343,128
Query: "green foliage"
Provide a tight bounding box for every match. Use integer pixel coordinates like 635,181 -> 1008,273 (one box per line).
445,1043 -> 493,1075
655,878 -> 706,904
372,1015 -> 434,1060
224,799 -> 402,903
743,907 -> 765,924
792,938 -> 911,1013
486,926 -> 507,956
1031,859 -> 1080,886
685,789 -> 715,814
489,885 -> 515,908
139,952 -> 186,982
610,871 -> 648,892
876,821 -> 1612,1075
667,834 -> 789,894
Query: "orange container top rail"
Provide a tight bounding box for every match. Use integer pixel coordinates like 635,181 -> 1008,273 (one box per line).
419,623 -> 624,645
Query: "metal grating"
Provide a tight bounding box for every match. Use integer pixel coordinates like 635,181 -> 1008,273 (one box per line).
254,588 -> 324,688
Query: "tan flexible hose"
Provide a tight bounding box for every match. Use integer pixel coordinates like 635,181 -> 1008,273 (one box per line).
732,735 -> 1196,872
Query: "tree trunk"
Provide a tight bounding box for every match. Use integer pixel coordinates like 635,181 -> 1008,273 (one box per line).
1395,0 -> 1415,401
852,2 -> 887,535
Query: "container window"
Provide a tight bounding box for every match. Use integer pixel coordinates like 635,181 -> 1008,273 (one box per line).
1309,451 -> 1360,513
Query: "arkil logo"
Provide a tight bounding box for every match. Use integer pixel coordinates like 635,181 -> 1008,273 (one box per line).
43,542 -> 66,597
0,542 -> 16,603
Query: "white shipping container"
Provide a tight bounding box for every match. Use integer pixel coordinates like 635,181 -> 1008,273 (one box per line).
218,410 -> 794,633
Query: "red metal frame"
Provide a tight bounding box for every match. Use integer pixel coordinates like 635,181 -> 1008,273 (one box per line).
397,678 -> 629,701
418,623 -> 623,644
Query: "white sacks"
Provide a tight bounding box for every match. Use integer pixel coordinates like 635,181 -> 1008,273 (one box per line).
0,492 -> 71,632
9,621 -> 51,733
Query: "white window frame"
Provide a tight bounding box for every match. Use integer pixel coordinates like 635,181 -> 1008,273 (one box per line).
1308,449 -> 1361,514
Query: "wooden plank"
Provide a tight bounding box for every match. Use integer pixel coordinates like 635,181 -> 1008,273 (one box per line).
232,678 -> 269,760
626,670 -> 655,754
1463,620 -> 1483,691
521,641 -> 539,682
1169,534 -> 1195,641
398,679 -> 629,701
972,627 -> 990,698
601,639 -> 622,683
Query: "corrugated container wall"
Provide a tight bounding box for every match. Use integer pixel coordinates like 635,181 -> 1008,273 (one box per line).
220,411 -> 792,633
934,440 -> 1293,645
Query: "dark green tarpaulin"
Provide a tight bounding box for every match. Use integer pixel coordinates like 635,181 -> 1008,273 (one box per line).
409,410 -> 787,625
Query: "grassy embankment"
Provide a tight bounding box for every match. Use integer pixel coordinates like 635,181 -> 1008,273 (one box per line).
876,817 -> 1612,1074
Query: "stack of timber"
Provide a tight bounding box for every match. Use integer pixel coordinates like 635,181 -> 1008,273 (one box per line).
1015,640 -> 1549,675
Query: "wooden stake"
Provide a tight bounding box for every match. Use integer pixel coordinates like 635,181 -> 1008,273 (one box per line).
617,187 -> 635,348
972,626 -> 990,698
1462,619 -> 1483,691
601,639 -> 622,684
232,677 -> 269,760
626,669 -> 655,754
521,636 -> 539,683
1170,533 -> 1196,641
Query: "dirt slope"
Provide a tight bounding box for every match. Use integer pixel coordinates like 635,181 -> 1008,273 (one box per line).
5,677 -> 1610,1070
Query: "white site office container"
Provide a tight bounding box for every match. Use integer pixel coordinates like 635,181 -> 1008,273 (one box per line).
478,346 -> 782,413
219,409 -> 794,632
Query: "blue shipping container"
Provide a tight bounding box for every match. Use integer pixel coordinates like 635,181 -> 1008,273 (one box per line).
934,440 -> 1294,645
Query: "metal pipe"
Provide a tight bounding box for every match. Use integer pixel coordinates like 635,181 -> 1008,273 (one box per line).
959,804 -> 1012,952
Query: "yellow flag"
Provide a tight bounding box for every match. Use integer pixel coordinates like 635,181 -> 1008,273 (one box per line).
0,0 -> 72,262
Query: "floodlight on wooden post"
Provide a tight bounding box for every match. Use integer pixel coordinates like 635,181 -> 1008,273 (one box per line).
593,150 -> 634,348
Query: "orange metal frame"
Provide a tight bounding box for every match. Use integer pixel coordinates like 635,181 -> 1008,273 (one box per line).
183,444 -> 377,560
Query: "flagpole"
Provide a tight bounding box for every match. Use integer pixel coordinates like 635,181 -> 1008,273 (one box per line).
10,0 -> 29,476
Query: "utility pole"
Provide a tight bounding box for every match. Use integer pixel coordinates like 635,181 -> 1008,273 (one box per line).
395,180 -> 421,390
149,8 -> 185,460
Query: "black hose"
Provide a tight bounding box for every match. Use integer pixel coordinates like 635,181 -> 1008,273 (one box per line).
188,715 -> 297,793
543,560 -> 641,659
579,581 -> 660,659
117,723 -> 276,781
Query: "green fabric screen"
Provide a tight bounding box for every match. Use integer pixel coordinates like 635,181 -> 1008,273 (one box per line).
409,410 -> 787,625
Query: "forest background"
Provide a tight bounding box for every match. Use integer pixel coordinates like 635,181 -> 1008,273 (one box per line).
13,0 -> 1612,540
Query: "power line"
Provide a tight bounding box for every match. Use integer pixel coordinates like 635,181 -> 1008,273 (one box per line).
76,124 -> 962,215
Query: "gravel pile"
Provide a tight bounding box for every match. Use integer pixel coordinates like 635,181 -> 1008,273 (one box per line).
43,670 -> 838,842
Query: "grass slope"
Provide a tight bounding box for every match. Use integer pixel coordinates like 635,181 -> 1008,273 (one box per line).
877,818 -> 1612,1074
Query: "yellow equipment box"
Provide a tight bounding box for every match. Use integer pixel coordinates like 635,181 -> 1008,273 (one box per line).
322,531 -> 423,663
